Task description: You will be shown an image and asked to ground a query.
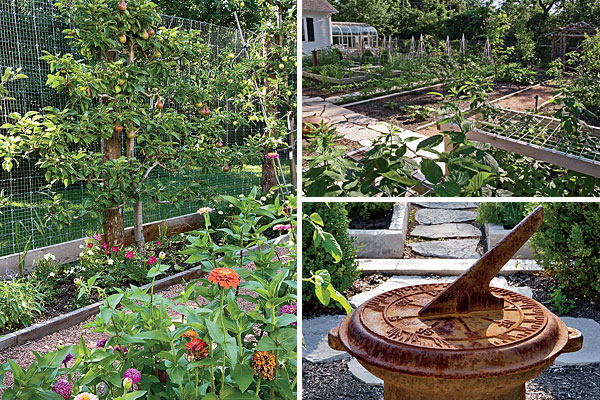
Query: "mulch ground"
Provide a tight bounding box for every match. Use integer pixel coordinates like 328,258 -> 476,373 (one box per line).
0,248 -> 290,391
303,267 -> 600,399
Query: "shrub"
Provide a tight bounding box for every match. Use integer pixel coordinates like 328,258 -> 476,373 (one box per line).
302,203 -> 359,307
528,202 -> 600,301
476,202 -> 528,229
380,50 -> 391,65
0,277 -> 45,330
360,49 -> 375,65
345,202 -> 394,222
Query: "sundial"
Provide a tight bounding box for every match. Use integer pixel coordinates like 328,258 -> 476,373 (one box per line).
329,206 -> 583,400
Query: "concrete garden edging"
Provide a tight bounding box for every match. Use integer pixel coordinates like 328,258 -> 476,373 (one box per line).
486,223 -> 536,259
348,202 -> 409,259
0,235 -> 288,351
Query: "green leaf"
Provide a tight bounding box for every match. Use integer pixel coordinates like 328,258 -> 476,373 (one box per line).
416,135 -> 443,151
420,159 -> 443,184
231,363 -> 254,392
309,213 -> 323,226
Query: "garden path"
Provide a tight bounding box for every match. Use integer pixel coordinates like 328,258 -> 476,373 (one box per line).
302,96 -> 445,160
407,202 -> 482,259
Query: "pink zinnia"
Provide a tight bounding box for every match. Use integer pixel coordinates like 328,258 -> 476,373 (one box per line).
93,234 -> 102,241
105,250 -> 110,255
111,246 -> 118,253
279,304 -> 297,326
265,151 -> 279,159
125,251 -> 134,260
123,368 -> 142,384
273,224 -> 292,231
197,207 -> 213,215
86,242 -> 93,249
53,379 -> 71,400
157,240 -> 161,246
103,242 -> 108,249
147,256 -> 157,265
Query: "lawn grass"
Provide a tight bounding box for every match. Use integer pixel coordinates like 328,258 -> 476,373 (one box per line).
0,164 -> 290,257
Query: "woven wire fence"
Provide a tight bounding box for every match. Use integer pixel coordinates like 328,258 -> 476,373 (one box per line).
0,0 -> 289,257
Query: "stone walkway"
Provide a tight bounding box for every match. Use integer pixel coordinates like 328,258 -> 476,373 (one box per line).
302,96 -> 445,160
408,202 -> 482,259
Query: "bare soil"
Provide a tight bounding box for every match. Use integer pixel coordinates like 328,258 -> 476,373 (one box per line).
493,84 -> 559,112
346,82 -> 524,132
348,208 -> 393,230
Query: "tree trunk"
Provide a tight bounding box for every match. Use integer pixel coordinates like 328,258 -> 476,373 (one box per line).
102,131 -> 124,246
262,152 -> 279,193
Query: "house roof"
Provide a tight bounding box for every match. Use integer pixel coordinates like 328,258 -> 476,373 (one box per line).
303,0 -> 338,14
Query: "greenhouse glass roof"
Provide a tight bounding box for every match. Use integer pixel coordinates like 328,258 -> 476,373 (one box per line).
332,22 -> 378,35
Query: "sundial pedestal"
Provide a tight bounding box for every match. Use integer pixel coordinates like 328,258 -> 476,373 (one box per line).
328,206 -> 583,400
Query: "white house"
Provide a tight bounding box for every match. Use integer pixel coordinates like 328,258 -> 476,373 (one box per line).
302,0 -> 338,54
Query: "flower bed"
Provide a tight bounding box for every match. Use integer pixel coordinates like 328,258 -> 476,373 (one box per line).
0,188 -> 297,399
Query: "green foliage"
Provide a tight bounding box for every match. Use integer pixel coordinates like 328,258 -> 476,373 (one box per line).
528,202 -> 600,301
561,31 -> 600,114
360,50 -> 375,65
344,202 -> 393,222
0,277 -> 45,331
302,203 -> 359,308
496,63 -> 536,85
380,50 -> 391,65
549,284 -> 575,314
476,202 -> 528,229
0,188 -> 297,399
0,68 -> 27,111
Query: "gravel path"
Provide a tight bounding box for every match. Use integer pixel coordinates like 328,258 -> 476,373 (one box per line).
0,248 -> 290,389
302,360 -> 600,400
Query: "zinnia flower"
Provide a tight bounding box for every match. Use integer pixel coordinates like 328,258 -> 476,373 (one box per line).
93,234 -> 102,241
113,345 -> 128,354
53,379 -> 71,400
87,242 -> 93,249
182,330 -> 199,339
103,243 -> 108,249
279,304 -> 297,326
157,240 -> 161,246
273,224 -> 292,231
125,251 -> 134,260
111,246 -> 118,253
252,351 -> 277,381
197,207 -> 213,215
96,337 -> 108,348
208,267 -> 240,289
96,382 -> 107,396
74,393 -> 99,400
265,152 -> 279,159
123,377 -> 133,391
185,338 -> 209,360
62,353 -> 74,366
158,369 -> 168,383
147,256 -> 157,265
158,251 -> 166,260
124,368 -> 142,384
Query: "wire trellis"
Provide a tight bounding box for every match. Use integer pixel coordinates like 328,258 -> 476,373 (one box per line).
0,0 -> 289,257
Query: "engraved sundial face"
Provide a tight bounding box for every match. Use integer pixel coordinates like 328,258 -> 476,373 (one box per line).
360,284 -> 547,350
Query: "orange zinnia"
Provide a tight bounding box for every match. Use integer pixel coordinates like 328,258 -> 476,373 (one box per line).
208,267 -> 240,289
182,330 -> 199,339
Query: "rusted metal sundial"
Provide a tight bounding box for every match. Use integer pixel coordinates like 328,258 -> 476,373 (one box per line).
329,206 -> 583,400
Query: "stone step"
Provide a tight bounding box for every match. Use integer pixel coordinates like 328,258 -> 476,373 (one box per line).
411,223 -> 481,239
302,314 -> 350,363
413,202 -> 478,209
357,258 -> 542,276
409,239 -> 480,259
415,209 -> 478,225
348,275 -> 533,308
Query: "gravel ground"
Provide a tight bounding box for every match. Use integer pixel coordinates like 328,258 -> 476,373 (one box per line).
303,271 -> 600,399
302,360 -> 600,400
0,248 -> 290,390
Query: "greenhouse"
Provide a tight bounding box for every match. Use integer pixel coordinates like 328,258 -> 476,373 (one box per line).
331,22 -> 378,52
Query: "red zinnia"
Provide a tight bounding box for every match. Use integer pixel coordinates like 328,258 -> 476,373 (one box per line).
208,267 -> 240,289
185,338 -> 209,360
182,330 -> 199,339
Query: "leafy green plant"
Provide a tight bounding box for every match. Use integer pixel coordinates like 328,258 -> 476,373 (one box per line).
496,63 -> 536,85
360,50 -> 375,65
549,284 -> 575,314
0,277 -> 45,331
302,202 -> 358,308
0,187 -> 297,399
400,105 -> 435,122
476,202 -> 528,229
528,202 -> 600,301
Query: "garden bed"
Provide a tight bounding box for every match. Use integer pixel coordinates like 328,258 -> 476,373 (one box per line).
346,82 -> 532,133
0,247 -> 290,391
